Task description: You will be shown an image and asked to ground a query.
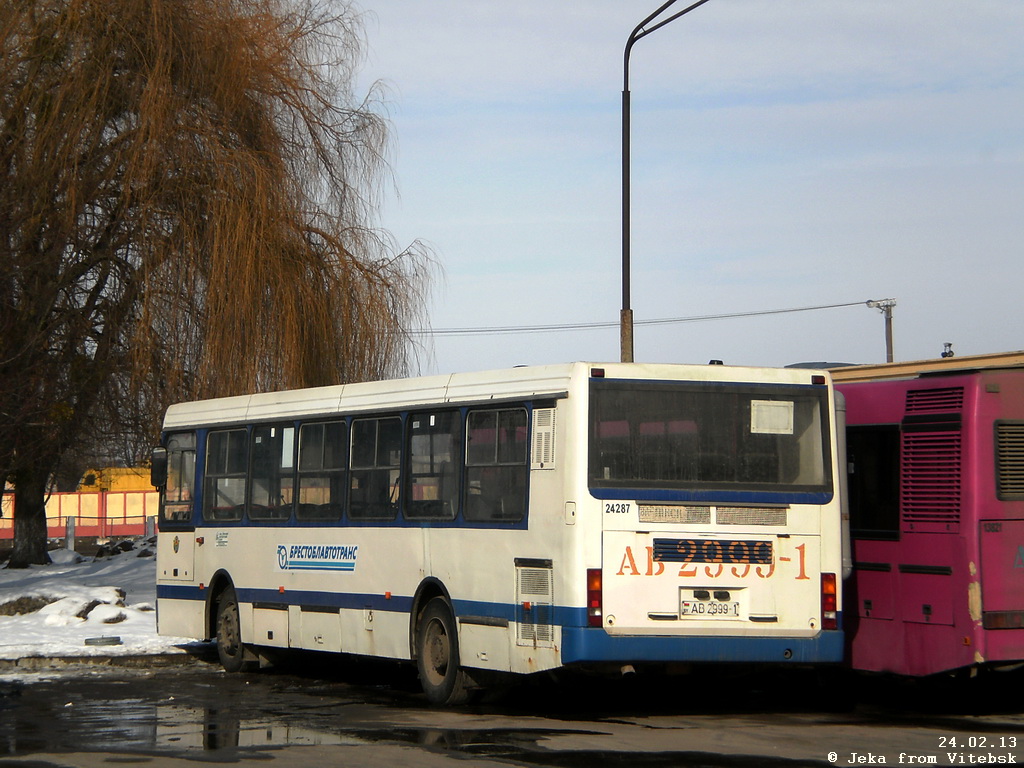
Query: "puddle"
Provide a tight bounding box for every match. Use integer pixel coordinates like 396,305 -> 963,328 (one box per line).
4,665 -> 1022,767
0,667 -> 574,760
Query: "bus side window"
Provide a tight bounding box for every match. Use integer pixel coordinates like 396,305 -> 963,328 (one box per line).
465,408 -> 528,523
204,429 -> 248,522
249,425 -> 295,522
350,417 -> 401,520
161,432 -> 196,523
297,421 -> 347,521
406,411 -> 461,520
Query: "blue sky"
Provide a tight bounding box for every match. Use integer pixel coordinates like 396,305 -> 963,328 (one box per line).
354,1 -> 1024,375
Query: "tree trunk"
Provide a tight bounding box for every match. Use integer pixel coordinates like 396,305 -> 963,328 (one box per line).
7,466 -> 52,568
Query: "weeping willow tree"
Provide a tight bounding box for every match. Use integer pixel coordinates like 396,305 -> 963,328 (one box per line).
0,0 -> 433,566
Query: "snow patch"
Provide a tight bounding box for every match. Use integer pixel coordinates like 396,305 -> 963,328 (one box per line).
0,540 -> 203,663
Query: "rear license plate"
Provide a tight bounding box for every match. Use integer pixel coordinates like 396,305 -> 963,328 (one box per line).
680,599 -> 740,618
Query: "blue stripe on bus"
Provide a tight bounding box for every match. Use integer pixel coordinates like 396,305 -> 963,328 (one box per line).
241,587 -> 417,613
157,584 -> 418,612
158,584 -> 206,601
160,517 -> 531,531
589,488 -> 835,505
282,563 -> 356,571
560,623 -> 845,664
157,584 -> 597,625
450,599 -> 588,626
157,584 -> 842,663
157,584 -> 559,621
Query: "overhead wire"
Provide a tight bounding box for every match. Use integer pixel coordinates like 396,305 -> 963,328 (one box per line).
411,300 -> 871,337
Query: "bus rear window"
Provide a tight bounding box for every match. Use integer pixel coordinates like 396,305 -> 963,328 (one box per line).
589,380 -> 831,495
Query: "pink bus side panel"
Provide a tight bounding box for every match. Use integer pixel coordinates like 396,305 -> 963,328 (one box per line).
979,520 -> 1024,615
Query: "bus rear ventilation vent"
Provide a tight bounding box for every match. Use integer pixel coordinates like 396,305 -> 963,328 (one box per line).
901,430 -> 961,529
905,387 -> 964,414
531,408 -> 556,469
516,565 -> 554,646
518,568 -> 551,597
716,507 -> 788,526
996,423 -> 1024,500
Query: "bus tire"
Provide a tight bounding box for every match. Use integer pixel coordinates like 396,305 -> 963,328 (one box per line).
416,597 -> 470,705
215,585 -> 256,673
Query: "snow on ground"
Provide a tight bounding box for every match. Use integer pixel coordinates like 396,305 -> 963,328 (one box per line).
0,539 -> 204,662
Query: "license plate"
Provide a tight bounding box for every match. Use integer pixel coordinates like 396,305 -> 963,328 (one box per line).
680,599 -> 740,618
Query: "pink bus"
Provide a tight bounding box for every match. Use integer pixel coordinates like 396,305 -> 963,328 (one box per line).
837,364 -> 1024,677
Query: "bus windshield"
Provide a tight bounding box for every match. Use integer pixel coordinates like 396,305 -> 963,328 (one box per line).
588,379 -> 831,495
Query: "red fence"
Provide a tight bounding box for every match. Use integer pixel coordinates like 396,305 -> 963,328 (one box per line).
0,490 -> 156,540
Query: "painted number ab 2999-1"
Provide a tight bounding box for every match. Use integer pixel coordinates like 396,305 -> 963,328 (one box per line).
616,543 -> 813,581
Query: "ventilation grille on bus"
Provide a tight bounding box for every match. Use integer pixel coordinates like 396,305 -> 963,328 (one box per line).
531,408 -> 556,470
996,422 -> 1024,500
716,507 -> 788,526
636,505 -> 788,526
901,430 -> 961,532
905,387 -> 964,414
516,564 -> 554,647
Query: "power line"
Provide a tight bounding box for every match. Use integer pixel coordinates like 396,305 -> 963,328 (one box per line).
412,300 -> 871,337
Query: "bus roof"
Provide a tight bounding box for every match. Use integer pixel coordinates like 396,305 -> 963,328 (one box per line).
829,350 -> 1024,383
162,361 -> 830,430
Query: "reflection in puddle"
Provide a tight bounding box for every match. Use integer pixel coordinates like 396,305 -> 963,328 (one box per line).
153,706 -> 549,758
0,670 -> 546,759
154,704 -> 374,751
5,666 -> 1023,768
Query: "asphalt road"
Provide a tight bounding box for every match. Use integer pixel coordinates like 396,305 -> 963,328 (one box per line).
2,657 -> 1024,768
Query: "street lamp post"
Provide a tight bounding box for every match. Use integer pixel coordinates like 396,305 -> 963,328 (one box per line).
866,298 -> 897,363
621,0 -> 713,363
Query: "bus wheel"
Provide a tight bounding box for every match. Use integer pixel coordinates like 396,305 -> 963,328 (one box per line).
215,585 -> 255,673
416,598 -> 470,705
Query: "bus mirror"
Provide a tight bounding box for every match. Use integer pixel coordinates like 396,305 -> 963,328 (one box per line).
150,447 -> 168,488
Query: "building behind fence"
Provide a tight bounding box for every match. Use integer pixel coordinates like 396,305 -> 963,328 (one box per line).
0,490 -> 156,542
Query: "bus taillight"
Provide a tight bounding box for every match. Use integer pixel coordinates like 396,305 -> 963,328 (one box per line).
821,573 -> 838,630
587,568 -> 603,627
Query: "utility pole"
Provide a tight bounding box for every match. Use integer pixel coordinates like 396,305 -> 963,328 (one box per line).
866,299 -> 896,363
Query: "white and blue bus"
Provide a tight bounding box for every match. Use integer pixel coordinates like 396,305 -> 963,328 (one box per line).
152,362 -> 845,703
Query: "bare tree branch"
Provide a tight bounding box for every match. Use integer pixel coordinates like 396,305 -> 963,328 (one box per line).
1,0 -> 435,566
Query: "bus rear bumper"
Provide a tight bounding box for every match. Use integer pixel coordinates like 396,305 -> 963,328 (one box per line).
560,625 -> 845,665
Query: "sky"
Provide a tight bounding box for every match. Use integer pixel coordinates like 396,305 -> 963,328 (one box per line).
352,1 -> 1024,376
